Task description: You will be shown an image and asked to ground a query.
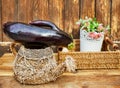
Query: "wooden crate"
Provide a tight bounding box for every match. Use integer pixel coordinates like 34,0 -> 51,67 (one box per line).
0,53 -> 14,70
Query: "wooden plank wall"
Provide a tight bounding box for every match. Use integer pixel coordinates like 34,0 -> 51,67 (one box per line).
0,0 -> 120,41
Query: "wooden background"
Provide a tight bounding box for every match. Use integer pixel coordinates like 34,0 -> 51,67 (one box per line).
0,0 -> 120,41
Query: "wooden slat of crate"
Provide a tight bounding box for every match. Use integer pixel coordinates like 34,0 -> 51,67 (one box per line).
0,53 -> 14,70
0,70 -> 13,76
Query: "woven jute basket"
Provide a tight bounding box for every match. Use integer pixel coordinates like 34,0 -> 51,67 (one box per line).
58,39 -> 120,69
13,46 -> 59,84
58,51 -> 120,69
10,43 -> 76,84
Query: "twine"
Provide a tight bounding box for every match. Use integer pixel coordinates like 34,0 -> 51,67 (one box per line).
13,46 -> 58,84
13,46 -> 76,84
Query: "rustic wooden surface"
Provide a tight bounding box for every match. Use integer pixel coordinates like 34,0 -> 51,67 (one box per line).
0,53 -> 14,70
2,0 -> 17,42
0,0 -> 2,41
64,0 -> 79,38
96,0 -> 111,26
0,0 -> 120,42
80,0 -> 95,18
111,0 -> 120,41
1,70 -> 120,88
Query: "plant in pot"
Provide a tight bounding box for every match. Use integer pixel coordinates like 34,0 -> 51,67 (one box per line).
76,17 -> 110,52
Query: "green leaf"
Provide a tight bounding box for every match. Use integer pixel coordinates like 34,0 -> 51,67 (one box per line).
76,17 -> 111,33
68,42 -> 75,50
93,17 -> 97,21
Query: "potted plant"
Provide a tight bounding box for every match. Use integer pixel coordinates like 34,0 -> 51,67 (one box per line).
76,17 -> 110,52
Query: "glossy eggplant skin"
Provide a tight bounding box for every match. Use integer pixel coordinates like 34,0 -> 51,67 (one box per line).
3,22 -> 73,48
30,20 -> 60,32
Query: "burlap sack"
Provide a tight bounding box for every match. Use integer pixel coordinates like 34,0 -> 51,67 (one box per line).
12,46 -> 76,84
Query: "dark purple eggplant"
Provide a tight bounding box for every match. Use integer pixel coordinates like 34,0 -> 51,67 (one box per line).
29,20 -> 60,32
3,22 -> 73,49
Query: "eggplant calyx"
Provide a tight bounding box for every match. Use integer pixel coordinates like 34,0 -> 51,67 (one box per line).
67,42 -> 75,50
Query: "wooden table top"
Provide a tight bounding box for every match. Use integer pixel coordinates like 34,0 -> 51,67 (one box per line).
0,70 -> 120,88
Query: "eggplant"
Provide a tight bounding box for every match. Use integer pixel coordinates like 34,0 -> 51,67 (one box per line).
3,22 -> 73,49
29,20 -> 60,32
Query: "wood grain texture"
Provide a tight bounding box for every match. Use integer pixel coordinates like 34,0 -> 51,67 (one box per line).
48,0 -> 64,30
80,0 -> 95,18
64,0 -> 80,38
0,53 -> 14,70
111,0 -> 120,41
33,0 -> 49,21
1,70 -> 120,88
0,0 -> 2,41
1,0 -> 120,43
96,0 -> 111,26
2,0 -> 18,41
18,0 -> 33,23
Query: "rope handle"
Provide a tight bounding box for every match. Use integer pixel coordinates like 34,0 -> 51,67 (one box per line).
10,42 -> 21,56
105,37 -> 119,51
